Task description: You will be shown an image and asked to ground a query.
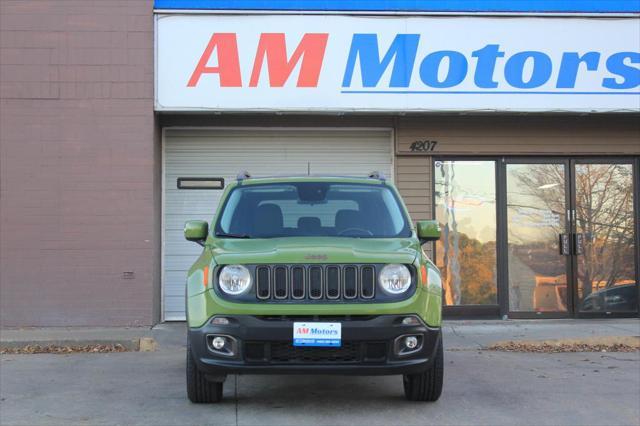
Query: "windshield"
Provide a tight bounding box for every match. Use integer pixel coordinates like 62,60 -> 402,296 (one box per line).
215,182 -> 411,238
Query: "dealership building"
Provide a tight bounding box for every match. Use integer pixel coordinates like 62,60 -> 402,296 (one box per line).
1,1 -> 639,326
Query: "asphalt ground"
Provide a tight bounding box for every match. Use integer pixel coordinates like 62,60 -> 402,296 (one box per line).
1,320 -> 639,426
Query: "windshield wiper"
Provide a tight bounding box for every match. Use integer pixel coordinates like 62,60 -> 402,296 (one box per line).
215,232 -> 251,239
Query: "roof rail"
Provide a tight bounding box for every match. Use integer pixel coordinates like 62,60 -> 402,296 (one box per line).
368,171 -> 386,181
236,170 -> 251,181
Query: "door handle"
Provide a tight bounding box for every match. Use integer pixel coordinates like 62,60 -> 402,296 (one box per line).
559,233 -> 571,255
574,233 -> 585,255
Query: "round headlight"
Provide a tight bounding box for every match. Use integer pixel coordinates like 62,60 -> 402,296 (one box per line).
379,264 -> 412,295
218,265 -> 252,295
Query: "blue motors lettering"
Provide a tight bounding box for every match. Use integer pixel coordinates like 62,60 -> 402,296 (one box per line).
310,328 -> 338,336
342,34 -> 640,91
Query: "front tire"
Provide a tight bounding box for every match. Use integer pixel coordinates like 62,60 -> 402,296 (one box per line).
186,338 -> 223,403
403,337 -> 443,402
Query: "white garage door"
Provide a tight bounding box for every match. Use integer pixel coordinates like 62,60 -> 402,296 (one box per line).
163,128 -> 393,321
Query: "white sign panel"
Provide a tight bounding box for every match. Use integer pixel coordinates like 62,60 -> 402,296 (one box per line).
156,15 -> 640,112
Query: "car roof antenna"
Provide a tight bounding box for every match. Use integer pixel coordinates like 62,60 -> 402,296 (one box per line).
368,171 -> 386,181
307,162 -> 311,176
237,170 -> 251,181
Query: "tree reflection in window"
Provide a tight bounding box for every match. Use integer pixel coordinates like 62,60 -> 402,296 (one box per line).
575,164 -> 636,312
507,164 -> 567,312
435,161 -> 498,306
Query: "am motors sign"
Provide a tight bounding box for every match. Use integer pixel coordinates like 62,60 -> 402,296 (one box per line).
155,15 -> 640,112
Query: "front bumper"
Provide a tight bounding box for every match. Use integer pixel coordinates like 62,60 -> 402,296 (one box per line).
189,315 -> 441,376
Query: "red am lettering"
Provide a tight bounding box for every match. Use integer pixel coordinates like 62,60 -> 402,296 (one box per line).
187,33 -> 242,87
249,33 -> 328,87
188,33 -> 328,88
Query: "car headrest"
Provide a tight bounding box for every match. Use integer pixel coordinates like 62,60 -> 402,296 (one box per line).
254,203 -> 283,237
335,209 -> 361,231
297,217 -> 321,232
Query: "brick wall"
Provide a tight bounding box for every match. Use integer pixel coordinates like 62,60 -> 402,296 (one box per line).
0,0 -> 157,326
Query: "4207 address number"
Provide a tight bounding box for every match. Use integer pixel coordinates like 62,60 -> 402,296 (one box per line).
409,140 -> 438,152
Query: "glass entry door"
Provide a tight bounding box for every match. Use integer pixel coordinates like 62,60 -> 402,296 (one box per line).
505,161 -> 571,315
505,159 -> 638,317
574,161 -> 637,314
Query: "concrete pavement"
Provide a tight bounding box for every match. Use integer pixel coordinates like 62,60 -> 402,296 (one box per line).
1,319 -> 639,426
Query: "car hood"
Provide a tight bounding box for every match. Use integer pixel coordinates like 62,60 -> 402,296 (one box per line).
209,237 -> 420,265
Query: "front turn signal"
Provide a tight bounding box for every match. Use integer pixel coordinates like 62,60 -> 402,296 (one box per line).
203,265 -> 209,288
420,265 -> 428,287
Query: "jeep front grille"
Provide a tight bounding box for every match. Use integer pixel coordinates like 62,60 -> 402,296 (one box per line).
255,264 -> 377,302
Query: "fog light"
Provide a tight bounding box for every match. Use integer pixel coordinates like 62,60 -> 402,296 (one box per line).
211,317 -> 230,325
212,336 -> 226,350
401,316 -> 420,326
405,336 -> 418,349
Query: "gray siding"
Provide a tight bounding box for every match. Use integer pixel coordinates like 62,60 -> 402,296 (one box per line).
395,156 -> 432,221
394,155 -> 433,258
396,116 -> 640,155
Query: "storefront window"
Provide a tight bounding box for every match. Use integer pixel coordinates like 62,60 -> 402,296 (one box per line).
434,160 -> 498,306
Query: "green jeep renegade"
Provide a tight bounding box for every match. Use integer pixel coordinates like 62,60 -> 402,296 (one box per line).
183,172 -> 443,402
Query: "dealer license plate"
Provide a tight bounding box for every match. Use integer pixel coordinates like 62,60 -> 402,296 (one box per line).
293,322 -> 342,347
